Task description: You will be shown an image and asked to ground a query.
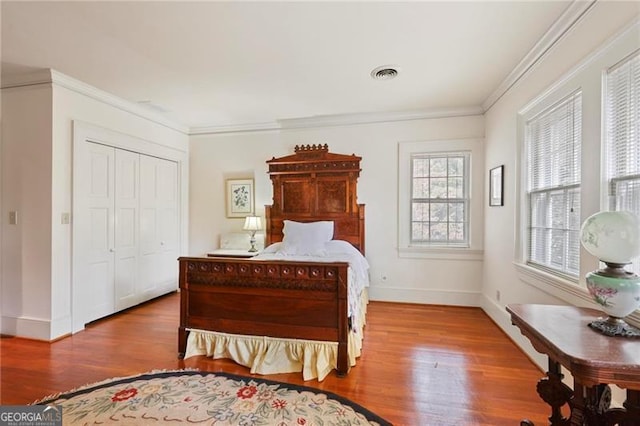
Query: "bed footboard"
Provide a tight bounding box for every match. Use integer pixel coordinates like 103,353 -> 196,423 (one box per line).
178,256 -> 350,376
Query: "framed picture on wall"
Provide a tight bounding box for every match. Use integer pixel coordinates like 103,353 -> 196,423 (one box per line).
489,165 -> 504,207
226,178 -> 254,218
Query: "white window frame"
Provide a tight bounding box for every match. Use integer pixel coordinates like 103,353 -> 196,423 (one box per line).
398,138 -> 483,260
524,91 -> 582,280
604,49 -> 640,275
516,86 -> 585,295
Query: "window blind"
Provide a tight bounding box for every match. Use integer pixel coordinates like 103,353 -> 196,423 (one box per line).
526,92 -> 582,277
606,50 -> 640,273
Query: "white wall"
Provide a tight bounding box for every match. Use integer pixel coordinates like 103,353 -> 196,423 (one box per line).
1,70 -> 190,340
1,85 -> 54,336
482,2 -> 640,370
190,114 -> 485,305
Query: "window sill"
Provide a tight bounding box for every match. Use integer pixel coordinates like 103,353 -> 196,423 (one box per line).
514,262 -> 640,328
398,247 -> 483,261
514,261 -> 588,301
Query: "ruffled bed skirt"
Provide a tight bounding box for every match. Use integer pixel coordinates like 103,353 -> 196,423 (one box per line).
184,294 -> 368,381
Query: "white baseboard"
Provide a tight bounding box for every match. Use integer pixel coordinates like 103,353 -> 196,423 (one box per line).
50,315 -> 72,340
480,295 -> 547,370
1,315 -> 53,340
368,286 -> 482,307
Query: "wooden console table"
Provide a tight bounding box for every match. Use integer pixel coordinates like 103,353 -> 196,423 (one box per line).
507,304 -> 640,425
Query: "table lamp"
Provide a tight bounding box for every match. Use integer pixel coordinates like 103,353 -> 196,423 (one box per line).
580,211 -> 640,337
243,216 -> 262,252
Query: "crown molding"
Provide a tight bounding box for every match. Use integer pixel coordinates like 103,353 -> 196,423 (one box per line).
1,69 -> 53,88
188,106 -> 484,135
277,107 -> 485,130
482,0 -> 597,112
1,69 -> 189,134
189,121 -> 282,135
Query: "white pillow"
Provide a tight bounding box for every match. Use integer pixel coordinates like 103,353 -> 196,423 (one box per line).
280,220 -> 334,255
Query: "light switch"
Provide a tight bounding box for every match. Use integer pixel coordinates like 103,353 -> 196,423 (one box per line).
61,212 -> 71,225
9,211 -> 18,225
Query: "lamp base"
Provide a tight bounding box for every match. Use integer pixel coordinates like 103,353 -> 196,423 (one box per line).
589,316 -> 640,338
248,235 -> 257,252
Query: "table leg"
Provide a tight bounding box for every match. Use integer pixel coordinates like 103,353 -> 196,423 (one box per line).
569,382 -> 586,426
536,359 -> 573,425
583,387 -> 640,425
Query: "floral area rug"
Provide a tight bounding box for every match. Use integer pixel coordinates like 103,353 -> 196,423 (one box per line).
34,370 -> 392,425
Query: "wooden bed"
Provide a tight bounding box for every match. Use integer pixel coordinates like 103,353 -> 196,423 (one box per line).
178,144 -> 365,379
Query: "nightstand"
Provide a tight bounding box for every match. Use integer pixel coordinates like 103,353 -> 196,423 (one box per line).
206,249 -> 260,258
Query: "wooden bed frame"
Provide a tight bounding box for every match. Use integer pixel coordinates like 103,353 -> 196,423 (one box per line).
178,144 -> 364,377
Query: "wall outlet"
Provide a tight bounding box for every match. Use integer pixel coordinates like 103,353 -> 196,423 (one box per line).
61,212 -> 71,224
9,211 -> 18,225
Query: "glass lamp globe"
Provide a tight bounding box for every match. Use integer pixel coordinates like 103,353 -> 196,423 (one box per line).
580,211 -> 640,338
580,211 -> 640,264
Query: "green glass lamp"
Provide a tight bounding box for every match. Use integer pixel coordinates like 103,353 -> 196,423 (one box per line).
580,211 -> 640,338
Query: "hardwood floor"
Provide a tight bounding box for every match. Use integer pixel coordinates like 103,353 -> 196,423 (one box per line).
0,292 -> 549,425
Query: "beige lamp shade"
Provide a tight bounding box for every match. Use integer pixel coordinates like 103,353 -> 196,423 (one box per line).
243,216 -> 262,231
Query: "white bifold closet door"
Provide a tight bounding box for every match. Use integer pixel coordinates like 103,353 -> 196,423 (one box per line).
76,141 -> 178,326
77,142 -> 117,323
139,154 -> 179,299
114,149 -> 140,311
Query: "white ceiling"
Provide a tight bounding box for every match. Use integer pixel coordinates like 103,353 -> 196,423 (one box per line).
1,1 -> 580,132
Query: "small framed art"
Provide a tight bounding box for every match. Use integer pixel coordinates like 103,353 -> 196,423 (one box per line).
226,178 -> 254,218
489,165 -> 504,207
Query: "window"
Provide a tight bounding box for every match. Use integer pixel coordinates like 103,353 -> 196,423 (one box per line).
398,138 -> 483,259
525,91 -> 582,278
605,50 -> 640,273
410,152 -> 470,246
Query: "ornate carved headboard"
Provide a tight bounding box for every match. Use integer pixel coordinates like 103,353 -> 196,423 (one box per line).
265,144 -> 365,254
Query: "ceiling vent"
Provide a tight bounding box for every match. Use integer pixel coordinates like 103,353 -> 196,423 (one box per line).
371,65 -> 400,81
